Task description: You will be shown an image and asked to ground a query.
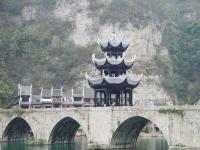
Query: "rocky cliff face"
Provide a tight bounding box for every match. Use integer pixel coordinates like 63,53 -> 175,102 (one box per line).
20,0 -> 175,102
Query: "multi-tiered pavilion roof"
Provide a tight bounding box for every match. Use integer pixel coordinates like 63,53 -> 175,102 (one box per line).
86,33 -> 142,107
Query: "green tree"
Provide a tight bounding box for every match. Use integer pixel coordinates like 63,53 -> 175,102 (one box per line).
9,30 -> 26,58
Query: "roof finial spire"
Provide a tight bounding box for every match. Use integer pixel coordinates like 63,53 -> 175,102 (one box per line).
113,29 -> 115,34
112,27 -> 116,40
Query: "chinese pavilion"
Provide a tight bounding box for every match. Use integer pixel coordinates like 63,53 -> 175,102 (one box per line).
85,33 -> 142,107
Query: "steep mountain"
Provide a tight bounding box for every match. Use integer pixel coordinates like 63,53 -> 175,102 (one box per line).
0,0 -> 199,107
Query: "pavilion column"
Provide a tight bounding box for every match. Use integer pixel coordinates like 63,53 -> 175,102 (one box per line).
119,92 -> 121,106
104,91 -> 107,106
129,91 -> 133,106
100,92 -> 103,106
108,91 -> 110,106
117,93 -> 120,106
121,91 -> 125,106
125,92 -> 127,106
115,93 -> 118,106
103,91 -> 106,106
109,93 -> 112,106
94,90 -> 97,107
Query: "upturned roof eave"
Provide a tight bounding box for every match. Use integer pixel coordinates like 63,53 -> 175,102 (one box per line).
94,60 -> 134,69
99,41 -> 129,51
88,78 -> 141,88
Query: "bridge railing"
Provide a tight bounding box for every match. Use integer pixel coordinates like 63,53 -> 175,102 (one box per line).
19,98 -> 175,109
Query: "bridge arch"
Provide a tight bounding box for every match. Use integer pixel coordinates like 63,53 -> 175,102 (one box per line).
48,116 -> 87,144
2,117 -> 35,142
110,115 -> 169,149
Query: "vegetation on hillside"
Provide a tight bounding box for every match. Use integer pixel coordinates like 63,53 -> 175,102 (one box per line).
0,0 -> 95,107
163,21 -> 200,104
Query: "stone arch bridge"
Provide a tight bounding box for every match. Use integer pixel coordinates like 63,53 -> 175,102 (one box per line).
0,106 -> 200,149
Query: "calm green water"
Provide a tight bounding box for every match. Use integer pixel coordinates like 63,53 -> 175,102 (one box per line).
0,137 -> 168,150
136,137 -> 168,150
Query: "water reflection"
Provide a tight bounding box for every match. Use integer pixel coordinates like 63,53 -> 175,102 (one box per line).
0,138 -> 88,150
136,137 -> 168,150
0,137 -> 168,150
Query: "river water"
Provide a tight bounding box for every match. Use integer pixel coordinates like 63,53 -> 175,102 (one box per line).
0,137 -> 168,150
